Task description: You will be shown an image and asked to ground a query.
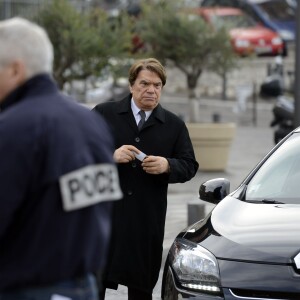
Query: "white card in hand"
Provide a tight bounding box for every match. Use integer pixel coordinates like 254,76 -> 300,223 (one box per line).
133,151 -> 147,161
51,295 -> 72,300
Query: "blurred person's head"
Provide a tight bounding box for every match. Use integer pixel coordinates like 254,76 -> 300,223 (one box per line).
128,58 -> 166,111
0,17 -> 53,102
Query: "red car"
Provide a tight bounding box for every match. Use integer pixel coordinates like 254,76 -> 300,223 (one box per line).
194,7 -> 284,56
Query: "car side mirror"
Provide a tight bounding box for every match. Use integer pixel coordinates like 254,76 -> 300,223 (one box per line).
199,178 -> 230,204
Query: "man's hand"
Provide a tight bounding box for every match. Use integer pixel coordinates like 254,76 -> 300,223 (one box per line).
113,145 -> 140,163
142,156 -> 170,174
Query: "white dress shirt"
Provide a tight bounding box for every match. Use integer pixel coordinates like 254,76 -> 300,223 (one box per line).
131,98 -> 152,125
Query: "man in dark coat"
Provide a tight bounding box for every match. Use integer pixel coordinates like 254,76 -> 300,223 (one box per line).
93,58 -> 199,299
0,17 -> 122,300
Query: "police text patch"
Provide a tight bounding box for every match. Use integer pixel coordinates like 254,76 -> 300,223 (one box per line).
59,164 -> 122,211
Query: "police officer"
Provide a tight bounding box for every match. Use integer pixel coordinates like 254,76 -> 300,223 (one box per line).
0,17 -> 122,300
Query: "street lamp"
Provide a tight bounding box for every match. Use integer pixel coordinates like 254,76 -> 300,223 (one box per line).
293,1 -> 300,127
3,0 -> 12,19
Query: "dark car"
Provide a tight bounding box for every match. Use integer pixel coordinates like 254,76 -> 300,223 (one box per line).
201,0 -> 296,55
161,127 -> 300,299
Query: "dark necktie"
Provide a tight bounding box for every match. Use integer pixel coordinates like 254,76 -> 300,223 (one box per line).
138,110 -> 146,131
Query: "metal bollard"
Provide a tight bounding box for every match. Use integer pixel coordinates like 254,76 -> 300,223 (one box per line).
212,113 -> 221,123
187,201 -> 205,226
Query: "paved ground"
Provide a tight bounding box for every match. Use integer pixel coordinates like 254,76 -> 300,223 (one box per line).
104,95 -> 276,299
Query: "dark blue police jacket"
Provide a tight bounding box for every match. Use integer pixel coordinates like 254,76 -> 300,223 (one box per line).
0,74 -> 122,291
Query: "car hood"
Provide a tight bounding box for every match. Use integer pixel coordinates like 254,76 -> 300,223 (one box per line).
230,26 -> 278,41
184,197 -> 300,264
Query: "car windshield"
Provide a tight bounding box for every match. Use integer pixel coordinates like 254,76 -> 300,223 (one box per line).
246,133 -> 300,204
210,13 -> 257,29
257,0 -> 295,21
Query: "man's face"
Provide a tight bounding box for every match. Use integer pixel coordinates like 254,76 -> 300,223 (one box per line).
0,61 -> 26,103
0,64 -> 14,102
130,69 -> 163,111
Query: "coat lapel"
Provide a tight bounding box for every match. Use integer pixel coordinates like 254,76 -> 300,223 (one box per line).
142,104 -> 166,131
116,95 -> 138,132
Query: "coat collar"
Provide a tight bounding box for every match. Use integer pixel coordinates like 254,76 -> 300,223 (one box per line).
117,94 -> 166,126
0,74 -> 58,112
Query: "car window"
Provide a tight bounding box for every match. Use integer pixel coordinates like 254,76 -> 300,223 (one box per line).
211,13 -> 257,29
202,0 -> 219,5
240,2 -> 261,22
246,133 -> 300,204
202,0 -> 237,6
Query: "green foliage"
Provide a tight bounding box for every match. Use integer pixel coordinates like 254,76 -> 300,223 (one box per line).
88,8 -> 133,56
33,0 -> 237,101
34,0 -> 132,89
137,1 -> 237,97
207,27 -> 239,78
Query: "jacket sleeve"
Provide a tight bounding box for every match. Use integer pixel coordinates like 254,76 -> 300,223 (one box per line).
167,123 -> 199,184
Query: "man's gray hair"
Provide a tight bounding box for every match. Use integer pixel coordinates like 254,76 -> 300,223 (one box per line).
0,17 -> 53,79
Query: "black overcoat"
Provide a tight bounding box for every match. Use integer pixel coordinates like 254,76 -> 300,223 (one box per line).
93,95 -> 198,292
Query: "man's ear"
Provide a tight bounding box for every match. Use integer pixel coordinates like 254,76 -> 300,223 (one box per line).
9,60 -> 27,86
